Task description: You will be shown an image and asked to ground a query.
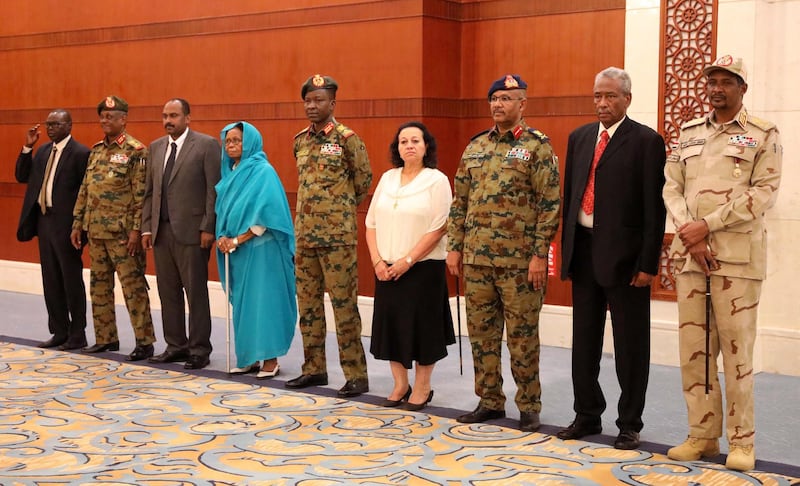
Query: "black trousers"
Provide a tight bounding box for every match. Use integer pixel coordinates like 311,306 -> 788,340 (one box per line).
570,226 -> 651,432
37,209 -> 87,340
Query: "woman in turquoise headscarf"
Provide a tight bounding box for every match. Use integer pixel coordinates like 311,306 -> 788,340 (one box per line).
215,121 -> 296,379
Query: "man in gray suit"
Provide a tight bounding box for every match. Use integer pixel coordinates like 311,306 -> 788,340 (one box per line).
142,98 -> 221,370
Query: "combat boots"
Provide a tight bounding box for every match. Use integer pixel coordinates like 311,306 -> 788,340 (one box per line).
726,444 -> 755,471
667,437 -> 720,461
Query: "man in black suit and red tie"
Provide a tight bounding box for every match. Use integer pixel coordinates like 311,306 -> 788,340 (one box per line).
558,67 -> 666,450
15,109 -> 90,350
141,98 -> 221,370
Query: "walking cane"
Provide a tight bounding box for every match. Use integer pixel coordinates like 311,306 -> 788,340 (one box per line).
225,251 -> 232,376
705,275 -> 711,399
456,276 -> 463,376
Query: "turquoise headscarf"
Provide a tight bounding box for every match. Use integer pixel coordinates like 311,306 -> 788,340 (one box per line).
214,121 -> 296,365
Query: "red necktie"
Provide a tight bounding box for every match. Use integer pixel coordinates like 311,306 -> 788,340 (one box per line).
581,130 -> 609,215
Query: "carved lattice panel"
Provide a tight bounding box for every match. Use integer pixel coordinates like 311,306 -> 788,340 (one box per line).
654,0 -> 716,301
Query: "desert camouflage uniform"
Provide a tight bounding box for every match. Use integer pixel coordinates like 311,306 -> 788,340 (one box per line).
73,132 -> 155,346
663,107 -> 781,446
294,120 -> 372,380
448,121 -> 561,413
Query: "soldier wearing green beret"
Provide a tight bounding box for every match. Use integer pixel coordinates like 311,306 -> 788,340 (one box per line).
447,74 -> 561,432
286,74 -> 372,397
70,95 -> 156,361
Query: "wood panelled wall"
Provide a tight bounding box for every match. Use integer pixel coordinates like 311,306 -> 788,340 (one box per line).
0,0 -> 625,305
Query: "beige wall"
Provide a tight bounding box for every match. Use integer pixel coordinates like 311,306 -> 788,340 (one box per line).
624,0 -> 800,375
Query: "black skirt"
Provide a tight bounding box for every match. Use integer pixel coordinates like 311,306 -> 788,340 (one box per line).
370,259 -> 455,369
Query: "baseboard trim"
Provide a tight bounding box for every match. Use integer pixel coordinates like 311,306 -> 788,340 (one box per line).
2,259 -> 797,375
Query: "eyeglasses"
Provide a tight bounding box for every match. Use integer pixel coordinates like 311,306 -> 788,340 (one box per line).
45,122 -> 66,127
488,96 -> 524,104
224,138 -> 243,146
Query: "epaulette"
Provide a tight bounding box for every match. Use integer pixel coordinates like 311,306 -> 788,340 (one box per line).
747,115 -> 776,132
127,138 -> 145,151
294,127 -> 310,139
470,128 -> 491,141
92,140 -> 104,148
680,117 -> 706,130
528,128 -> 549,142
336,124 -> 355,139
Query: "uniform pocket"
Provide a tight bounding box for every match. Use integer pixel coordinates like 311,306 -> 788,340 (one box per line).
680,144 -> 704,179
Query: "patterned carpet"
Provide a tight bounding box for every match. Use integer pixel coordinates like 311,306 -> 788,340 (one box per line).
0,341 -> 797,485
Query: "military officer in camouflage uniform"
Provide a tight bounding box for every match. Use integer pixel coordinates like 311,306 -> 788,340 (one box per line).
70,95 -> 156,361
447,74 -> 561,432
285,75 -> 373,397
663,56 -> 782,472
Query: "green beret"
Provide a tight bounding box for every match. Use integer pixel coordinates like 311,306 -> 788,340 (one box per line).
97,95 -> 129,115
301,74 -> 338,99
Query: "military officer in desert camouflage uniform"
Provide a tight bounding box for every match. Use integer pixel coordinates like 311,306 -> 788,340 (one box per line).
447,74 -> 561,432
70,95 -> 156,361
664,56 -> 781,472
285,75 -> 373,397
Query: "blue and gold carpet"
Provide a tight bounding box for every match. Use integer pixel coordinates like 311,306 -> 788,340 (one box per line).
0,341 -> 797,485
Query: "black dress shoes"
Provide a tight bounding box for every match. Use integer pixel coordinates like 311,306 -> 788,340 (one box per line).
519,411 -> 541,432
149,350 -> 190,363
614,430 -> 640,450
83,341 -> 120,353
338,378 -> 369,397
127,344 -> 154,361
457,405 -> 506,424
58,337 -> 88,351
38,336 -> 67,348
285,373 -> 329,389
381,386 -> 412,407
556,420 -> 602,440
402,390 -> 434,411
184,355 -> 210,370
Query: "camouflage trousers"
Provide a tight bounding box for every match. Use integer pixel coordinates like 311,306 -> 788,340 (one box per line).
295,245 -> 367,380
88,238 -> 155,346
675,272 -> 761,446
463,264 -> 543,413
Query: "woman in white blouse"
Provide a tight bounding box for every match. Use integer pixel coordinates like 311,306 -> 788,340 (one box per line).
366,121 -> 455,411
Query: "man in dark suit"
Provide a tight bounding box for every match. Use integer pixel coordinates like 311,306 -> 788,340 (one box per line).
142,98 -> 221,370
558,67 -> 666,450
15,109 -> 90,350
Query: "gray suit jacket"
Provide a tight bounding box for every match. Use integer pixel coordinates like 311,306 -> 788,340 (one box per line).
142,129 -> 221,245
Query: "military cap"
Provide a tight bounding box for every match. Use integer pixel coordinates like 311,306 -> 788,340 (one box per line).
97,95 -> 129,115
487,74 -> 528,99
703,55 -> 747,83
301,74 -> 338,99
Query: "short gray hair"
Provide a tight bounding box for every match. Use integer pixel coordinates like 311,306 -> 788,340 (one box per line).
595,67 -> 632,95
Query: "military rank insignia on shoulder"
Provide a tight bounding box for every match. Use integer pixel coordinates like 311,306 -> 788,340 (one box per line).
681,117 -> 705,130
336,124 -> 355,139
748,115 -> 776,132
294,127 -> 310,139
528,128 -> 549,142
470,128 -> 491,141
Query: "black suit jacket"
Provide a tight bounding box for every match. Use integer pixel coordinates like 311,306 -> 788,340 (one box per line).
15,137 -> 90,241
561,117 -> 666,287
142,129 -> 221,245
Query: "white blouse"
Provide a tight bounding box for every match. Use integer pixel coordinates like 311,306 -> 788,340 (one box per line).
365,167 -> 452,263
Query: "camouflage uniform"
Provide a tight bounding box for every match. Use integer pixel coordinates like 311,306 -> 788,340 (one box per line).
294,120 -> 372,380
663,107 -> 781,446
73,132 -> 155,346
448,120 -> 561,413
